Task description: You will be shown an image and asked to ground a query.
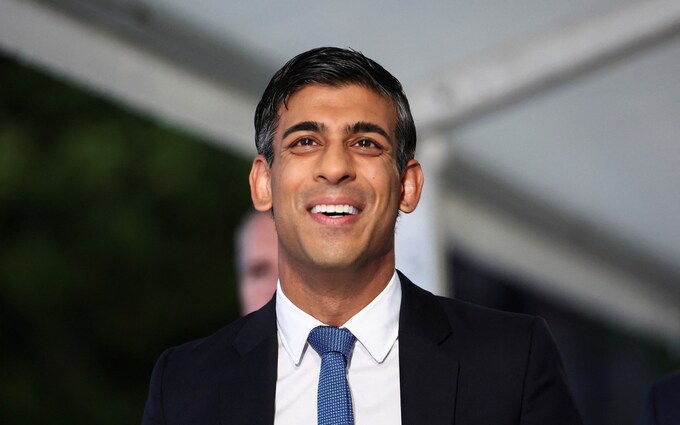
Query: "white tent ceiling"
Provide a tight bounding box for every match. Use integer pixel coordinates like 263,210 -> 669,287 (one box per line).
2,0 -> 679,344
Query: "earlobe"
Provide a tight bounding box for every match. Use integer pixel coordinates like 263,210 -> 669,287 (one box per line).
399,159 -> 424,213
249,155 -> 273,211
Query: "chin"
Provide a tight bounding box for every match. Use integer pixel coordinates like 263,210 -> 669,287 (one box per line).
305,252 -> 362,272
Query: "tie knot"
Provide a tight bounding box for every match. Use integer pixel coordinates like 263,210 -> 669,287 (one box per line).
308,326 -> 356,359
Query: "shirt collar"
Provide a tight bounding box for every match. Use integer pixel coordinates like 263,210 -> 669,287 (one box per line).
276,271 -> 401,366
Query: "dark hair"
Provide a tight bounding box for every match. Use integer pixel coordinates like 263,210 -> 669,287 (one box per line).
254,47 -> 416,174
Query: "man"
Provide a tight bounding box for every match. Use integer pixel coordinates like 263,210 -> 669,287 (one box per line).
142,47 -> 582,424
236,211 -> 278,315
636,370 -> 680,425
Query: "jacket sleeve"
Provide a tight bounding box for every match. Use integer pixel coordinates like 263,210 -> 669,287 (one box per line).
520,318 -> 583,425
141,348 -> 173,425
635,387 -> 658,425
635,371 -> 680,425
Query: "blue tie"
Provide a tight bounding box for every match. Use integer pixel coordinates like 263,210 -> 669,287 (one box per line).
307,326 -> 357,425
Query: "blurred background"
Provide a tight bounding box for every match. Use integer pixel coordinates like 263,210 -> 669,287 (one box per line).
1,0 -> 679,424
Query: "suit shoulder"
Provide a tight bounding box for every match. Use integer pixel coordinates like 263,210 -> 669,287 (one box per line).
397,274 -> 582,424
399,271 -> 542,345
435,295 -> 536,329
158,315 -> 249,369
433,293 -> 553,358
653,370 -> 680,394
648,370 -> 680,416
157,300 -> 276,375
142,306 -> 278,424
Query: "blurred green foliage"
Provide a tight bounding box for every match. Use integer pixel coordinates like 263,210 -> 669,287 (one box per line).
0,54 -> 253,424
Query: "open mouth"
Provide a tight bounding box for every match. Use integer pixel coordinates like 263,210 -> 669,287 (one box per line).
310,204 -> 360,217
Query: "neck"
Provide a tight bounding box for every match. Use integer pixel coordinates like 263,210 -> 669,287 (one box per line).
278,257 -> 395,326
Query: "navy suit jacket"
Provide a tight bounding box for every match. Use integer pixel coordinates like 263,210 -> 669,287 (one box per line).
636,371 -> 680,425
142,271 -> 582,424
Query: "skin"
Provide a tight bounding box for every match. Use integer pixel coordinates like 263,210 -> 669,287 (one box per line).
237,212 -> 278,315
250,84 -> 423,326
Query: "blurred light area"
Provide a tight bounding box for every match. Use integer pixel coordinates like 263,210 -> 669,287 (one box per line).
0,0 -> 259,156
454,38 -> 680,269
442,35 -> 680,344
140,0 -> 632,87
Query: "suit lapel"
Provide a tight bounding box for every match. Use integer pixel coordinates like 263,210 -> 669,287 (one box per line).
215,276 -> 459,424
398,271 -> 459,425
219,297 -> 278,424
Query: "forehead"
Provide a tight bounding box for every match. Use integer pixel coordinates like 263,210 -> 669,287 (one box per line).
277,84 -> 397,132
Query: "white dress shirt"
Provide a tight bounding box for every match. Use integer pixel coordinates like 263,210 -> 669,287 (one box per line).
274,272 -> 402,424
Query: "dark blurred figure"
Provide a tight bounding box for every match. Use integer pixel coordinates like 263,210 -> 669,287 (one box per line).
636,370 -> 680,425
235,211 -> 278,315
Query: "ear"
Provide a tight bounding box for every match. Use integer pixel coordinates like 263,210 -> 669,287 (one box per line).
249,155 -> 273,212
399,159 -> 424,213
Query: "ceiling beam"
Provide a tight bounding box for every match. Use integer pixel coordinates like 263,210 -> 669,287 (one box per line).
410,0 -> 680,134
34,0 -> 275,95
444,155 -> 680,343
0,0 -> 263,155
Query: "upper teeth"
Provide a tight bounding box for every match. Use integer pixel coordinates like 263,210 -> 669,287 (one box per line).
311,204 -> 359,215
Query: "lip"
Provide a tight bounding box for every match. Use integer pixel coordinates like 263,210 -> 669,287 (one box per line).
306,196 -> 363,211
310,204 -> 359,215
306,196 -> 363,226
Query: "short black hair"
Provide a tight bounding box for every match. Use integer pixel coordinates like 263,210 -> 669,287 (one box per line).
254,47 -> 416,173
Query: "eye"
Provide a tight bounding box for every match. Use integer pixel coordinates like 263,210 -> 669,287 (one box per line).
288,137 -> 320,154
292,137 -> 317,147
352,138 -> 383,155
355,138 -> 376,148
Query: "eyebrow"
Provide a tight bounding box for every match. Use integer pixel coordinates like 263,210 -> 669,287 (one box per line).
282,121 -> 326,139
281,120 -> 391,141
347,121 -> 391,141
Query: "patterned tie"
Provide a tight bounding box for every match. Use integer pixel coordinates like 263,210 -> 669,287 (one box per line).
307,326 -> 357,425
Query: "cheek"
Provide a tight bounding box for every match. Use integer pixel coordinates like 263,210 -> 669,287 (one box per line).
366,170 -> 401,203
271,166 -> 304,202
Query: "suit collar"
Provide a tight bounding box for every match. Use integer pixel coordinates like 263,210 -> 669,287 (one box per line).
233,293 -> 278,355
398,271 -> 459,425
276,271 -> 402,366
220,295 -> 278,424
218,274 -> 460,425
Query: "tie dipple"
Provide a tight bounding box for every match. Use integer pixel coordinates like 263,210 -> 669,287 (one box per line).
307,326 -> 357,425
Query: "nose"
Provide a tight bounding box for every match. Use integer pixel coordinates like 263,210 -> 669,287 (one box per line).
314,143 -> 355,184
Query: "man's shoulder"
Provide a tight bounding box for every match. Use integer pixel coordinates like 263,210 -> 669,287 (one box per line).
650,370 -> 680,405
436,293 -> 536,329
157,315 -> 248,368
637,370 -> 680,425
398,275 -> 583,424
654,370 -> 680,393
142,303 -> 278,423
399,273 -> 547,357
400,272 -> 538,332
155,302 -> 276,375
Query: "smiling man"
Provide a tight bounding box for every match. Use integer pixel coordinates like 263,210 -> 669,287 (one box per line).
142,47 -> 582,425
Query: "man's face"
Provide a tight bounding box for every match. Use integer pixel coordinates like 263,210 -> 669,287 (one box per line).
238,213 -> 278,315
250,84 -> 422,274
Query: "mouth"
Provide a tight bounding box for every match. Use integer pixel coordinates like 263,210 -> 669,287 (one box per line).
310,204 -> 360,217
